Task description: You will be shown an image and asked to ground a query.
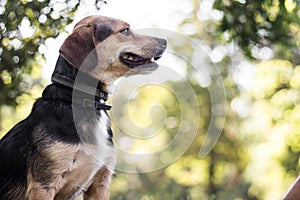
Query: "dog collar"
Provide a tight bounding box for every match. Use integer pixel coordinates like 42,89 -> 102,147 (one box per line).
51,73 -> 111,111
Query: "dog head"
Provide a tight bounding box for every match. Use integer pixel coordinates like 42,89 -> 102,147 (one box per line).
59,15 -> 167,91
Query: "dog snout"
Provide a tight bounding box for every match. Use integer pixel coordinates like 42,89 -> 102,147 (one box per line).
153,38 -> 167,59
156,38 -> 167,51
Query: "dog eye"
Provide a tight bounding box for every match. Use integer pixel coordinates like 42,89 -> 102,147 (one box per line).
120,28 -> 131,36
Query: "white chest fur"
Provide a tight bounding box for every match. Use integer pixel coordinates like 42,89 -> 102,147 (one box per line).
43,110 -> 116,198
88,110 -> 116,170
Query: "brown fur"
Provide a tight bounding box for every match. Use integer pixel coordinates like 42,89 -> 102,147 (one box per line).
60,15 -> 164,91
0,15 -> 166,200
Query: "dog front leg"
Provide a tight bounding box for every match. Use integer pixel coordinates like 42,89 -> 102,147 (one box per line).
26,182 -> 55,200
83,165 -> 113,200
26,172 -> 56,200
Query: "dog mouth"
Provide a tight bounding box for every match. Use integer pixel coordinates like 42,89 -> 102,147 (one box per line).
120,52 -> 162,68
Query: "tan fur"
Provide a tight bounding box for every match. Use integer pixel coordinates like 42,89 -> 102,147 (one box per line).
59,15 -> 129,71
26,142 -> 102,200
60,15 -> 162,91
91,34 -> 161,87
19,15 -> 166,200
84,166 -> 112,200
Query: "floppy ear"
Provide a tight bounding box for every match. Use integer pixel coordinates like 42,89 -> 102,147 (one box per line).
59,24 -> 98,69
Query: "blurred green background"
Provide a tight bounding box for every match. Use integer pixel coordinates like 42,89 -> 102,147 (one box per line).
1,0 -> 300,199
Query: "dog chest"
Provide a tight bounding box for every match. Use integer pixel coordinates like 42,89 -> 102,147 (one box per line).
38,112 -> 115,198
40,143 -> 99,196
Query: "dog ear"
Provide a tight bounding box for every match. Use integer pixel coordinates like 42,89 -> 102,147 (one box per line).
59,19 -> 115,70
59,22 -> 98,70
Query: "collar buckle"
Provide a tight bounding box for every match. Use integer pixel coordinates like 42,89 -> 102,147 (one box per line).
82,98 -> 111,111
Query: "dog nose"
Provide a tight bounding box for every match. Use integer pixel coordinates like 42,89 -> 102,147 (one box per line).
156,38 -> 167,50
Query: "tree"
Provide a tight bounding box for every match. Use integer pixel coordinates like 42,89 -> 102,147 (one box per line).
214,0 -> 300,61
0,0 -> 107,105
0,0 -> 106,133
108,0 -> 300,199
0,0 -> 82,107
1,0 -> 300,199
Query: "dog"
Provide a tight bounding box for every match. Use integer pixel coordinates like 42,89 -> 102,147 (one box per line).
0,15 -> 166,200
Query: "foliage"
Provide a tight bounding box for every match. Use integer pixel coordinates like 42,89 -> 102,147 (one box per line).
109,0 -> 300,199
230,60 -> 300,199
1,0 -> 300,199
0,0 -> 82,107
214,0 -> 300,60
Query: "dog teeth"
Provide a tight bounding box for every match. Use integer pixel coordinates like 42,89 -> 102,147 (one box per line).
123,54 -> 130,59
122,53 -> 154,64
122,53 -> 160,65
123,54 -> 136,61
128,56 -> 134,61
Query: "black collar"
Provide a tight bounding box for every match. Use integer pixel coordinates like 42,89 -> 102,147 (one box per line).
49,73 -> 111,111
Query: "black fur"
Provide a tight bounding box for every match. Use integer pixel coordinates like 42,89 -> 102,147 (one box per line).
0,56 -> 112,199
94,24 -> 113,42
53,55 -> 78,80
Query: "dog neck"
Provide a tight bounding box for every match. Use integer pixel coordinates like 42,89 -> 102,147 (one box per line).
42,56 -> 111,111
